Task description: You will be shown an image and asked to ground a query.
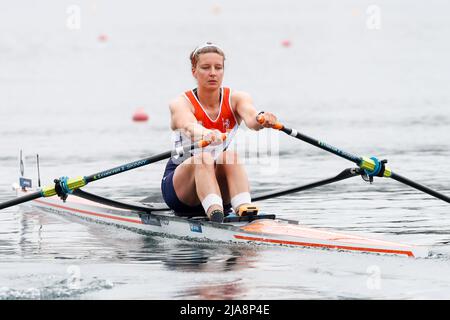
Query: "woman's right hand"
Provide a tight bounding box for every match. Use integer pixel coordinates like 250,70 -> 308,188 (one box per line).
202,129 -> 225,145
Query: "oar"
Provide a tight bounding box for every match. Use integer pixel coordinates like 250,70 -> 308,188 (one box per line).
257,116 -> 450,203
252,168 -> 361,202
0,136 -> 224,210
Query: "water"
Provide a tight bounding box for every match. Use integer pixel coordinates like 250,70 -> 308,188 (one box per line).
1,0 -> 450,300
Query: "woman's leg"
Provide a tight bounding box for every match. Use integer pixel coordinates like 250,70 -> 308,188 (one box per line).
172,152 -> 224,221
215,151 -> 256,215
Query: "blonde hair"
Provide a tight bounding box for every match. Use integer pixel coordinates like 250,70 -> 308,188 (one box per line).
190,42 -> 226,68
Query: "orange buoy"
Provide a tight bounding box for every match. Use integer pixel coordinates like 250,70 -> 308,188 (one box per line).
211,4 -> 222,15
132,108 -> 149,122
98,34 -> 108,42
281,39 -> 292,47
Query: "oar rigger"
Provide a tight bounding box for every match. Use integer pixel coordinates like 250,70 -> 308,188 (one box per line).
359,157 -> 389,184
53,176 -> 86,202
39,176 -> 86,201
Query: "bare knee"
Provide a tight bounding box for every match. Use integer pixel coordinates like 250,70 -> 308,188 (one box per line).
191,152 -> 216,170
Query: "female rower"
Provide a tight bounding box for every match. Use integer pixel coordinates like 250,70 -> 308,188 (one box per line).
161,42 -> 278,223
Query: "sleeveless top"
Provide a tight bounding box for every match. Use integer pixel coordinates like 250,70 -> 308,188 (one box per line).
172,87 -> 239,160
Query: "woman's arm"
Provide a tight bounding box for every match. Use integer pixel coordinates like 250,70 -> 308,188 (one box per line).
234,91 -> 277,130
169,97 -> 223,142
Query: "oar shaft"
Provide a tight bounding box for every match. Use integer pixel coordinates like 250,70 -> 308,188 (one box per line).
279,126 -> 362,165
85,135 -> 226,183
1,135 -> 225,211
252,168 -> 360,202
258,115 -> 449,204
0,190 -> 42,210
258,116 -> 363,165
40,148 -> 185,198
85,150 -> 172,183
390,173 -> 450,203
44,140 -> 213,196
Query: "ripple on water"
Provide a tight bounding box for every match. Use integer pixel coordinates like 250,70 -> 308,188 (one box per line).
0,277 -> 114,300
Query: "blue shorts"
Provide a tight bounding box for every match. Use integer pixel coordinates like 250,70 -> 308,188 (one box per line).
160,158 -> 231,217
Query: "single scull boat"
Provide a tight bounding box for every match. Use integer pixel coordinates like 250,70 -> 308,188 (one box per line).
13,183 -> 428,258
2,121 -> 447,258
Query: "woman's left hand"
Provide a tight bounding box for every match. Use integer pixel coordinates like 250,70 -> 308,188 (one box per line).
258,112 -> 278,128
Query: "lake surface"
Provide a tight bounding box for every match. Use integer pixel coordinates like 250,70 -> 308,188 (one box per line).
1,0 -> 450,300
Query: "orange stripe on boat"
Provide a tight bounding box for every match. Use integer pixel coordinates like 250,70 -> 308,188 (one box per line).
33,199 -> 142,225
233,235 -> 414,257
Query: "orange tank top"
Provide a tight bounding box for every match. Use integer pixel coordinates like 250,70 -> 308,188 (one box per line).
184,87 -> 238,133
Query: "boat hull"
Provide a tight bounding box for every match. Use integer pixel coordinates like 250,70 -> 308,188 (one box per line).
15,187 -> 428,258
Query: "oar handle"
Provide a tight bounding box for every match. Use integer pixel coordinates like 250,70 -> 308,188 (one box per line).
256,115 -> 284,130
197,133 -> 227,148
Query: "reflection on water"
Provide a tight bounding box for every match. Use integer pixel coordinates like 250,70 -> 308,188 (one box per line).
162,244 -> 258,273
178,280 -> 245,300
15,208 -> 260,274
5,208 -> 262,299
19,209 -> 43,257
